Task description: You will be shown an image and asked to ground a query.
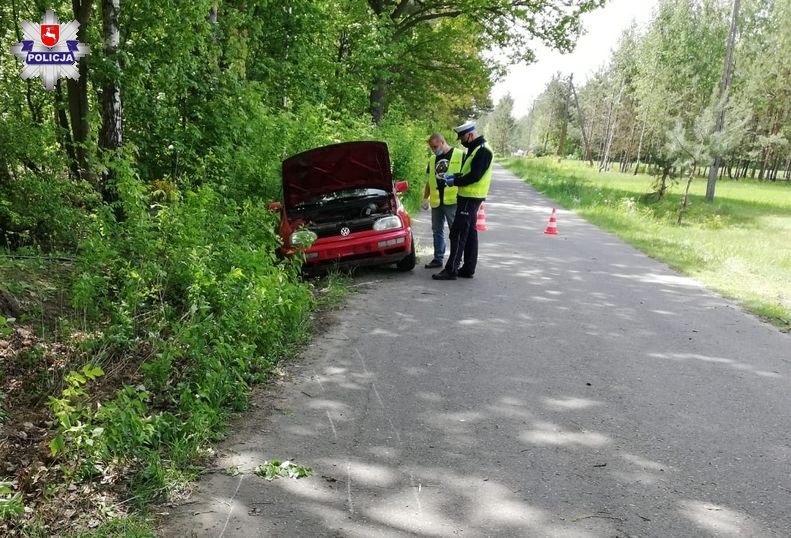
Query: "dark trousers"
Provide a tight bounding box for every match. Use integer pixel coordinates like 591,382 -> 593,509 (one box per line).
445,197 -> 482,275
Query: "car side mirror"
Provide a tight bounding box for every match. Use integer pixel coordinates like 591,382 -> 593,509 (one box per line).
268,201 -> 282,211
394,180 -> 408,193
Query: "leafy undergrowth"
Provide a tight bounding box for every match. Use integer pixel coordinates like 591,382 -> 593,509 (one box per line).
0,259 -> 352,537
502,157 -> 791,331
0,181 -> 343,535
1,267 -> 353,537
0,257 -> 139,536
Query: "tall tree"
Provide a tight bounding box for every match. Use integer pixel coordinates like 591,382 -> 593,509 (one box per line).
488,94 -> 516,155
706,0 -> 741,201
570,75 -> 593,166
67,0 -> 94,184
364,0 -> 606,123
555,76 -> 571,159
99,0 -> 123,204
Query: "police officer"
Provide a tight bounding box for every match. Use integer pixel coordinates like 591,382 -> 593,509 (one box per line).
432,120 -> 493,281
422,133 -> 465,268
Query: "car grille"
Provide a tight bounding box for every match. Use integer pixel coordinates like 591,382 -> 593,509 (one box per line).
310,219 -> 375,239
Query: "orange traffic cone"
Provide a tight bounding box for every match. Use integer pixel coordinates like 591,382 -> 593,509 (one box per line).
476,203 -> 488,231
544,208 -> 559,235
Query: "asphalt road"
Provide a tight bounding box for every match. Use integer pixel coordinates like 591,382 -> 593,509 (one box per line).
160,164 -> 791,538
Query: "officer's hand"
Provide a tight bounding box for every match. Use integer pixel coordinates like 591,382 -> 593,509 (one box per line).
421,199 -> 429,211
445,174 -> 456,186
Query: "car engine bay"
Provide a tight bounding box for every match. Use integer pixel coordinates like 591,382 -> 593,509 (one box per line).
288,193 -> 396,238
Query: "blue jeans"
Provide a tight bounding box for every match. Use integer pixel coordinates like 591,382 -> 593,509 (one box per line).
431,204 -> 456,262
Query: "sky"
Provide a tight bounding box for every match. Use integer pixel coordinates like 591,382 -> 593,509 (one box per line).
491,0 -> 660,119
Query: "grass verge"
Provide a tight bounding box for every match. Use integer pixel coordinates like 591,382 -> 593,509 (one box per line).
502,157 -> 791,331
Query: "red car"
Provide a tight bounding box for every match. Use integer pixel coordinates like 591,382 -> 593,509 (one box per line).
270,141 -> 416,272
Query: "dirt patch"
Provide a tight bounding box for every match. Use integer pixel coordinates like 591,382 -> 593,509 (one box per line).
0,258 -> 142,535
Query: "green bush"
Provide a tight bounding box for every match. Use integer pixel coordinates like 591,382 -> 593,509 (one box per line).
0,172 -> 99,250
52,156 -> 313,501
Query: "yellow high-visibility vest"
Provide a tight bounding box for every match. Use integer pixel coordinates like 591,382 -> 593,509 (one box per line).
425,148 -> 464,208
458,144 -> 492,199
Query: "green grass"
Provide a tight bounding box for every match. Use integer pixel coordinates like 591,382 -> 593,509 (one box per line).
502,157 -> 791,331
70,516 -> 155,537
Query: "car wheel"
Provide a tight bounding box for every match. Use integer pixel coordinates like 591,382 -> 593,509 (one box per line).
395,236 -> 416,272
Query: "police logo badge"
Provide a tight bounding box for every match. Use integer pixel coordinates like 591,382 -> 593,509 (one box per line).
9,10 -> 90,91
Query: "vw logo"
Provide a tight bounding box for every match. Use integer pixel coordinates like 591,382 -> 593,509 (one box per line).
340,227 -> 351,236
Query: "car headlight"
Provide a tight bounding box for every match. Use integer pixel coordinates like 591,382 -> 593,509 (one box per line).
289,229 -> 317,248
373,215 -> 402,231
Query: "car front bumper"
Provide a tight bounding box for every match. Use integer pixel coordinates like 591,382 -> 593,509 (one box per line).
302,227 -> 412,268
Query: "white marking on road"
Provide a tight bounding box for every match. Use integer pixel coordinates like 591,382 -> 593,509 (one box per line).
356,348 -> 369,373
346,461 -> 354,515
371,382 -> 386,407
409,471 -> 423,515
356,348 -> 402,443
373,382 -> 402,444
218,474 -> 244,538
313,368 -> 325,392
326,410 -> 338,440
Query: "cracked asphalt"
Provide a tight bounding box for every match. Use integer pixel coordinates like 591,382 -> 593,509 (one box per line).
160,164 -> 791,538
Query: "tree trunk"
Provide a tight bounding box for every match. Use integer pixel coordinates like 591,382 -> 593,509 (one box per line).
623,112 -> 638,172
524,103 -> 535,150
556,120 -> 567,161
706,0 -> 740,201
759,149 -> 767,179
570,77 -> 593,166
633,115 -> 647,175
543,107 -> 554,154
658,166 -> 670,199
54,80 -> 79,181
678,166 -> 695,225
599,83 -> 623,172
555,76 -> 570,161
334,31 -> 349,78
11,0 -> 42,124
369,75 -> 388,125
99,0 -> 123,204
588,101 -> 600,162
67,0 -> 94,185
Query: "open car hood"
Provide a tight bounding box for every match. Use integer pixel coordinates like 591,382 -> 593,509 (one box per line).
282,141 -> 393,208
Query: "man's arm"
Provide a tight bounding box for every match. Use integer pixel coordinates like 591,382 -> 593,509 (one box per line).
454,146 -> 493,187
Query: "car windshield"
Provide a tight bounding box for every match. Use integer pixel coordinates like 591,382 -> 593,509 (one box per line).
297,188 -> 388,207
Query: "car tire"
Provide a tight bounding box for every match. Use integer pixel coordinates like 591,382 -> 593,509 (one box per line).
395,237 -> 416,272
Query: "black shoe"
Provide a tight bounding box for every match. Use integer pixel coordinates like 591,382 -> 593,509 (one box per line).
457,266 -> 474,278
432,270 -> 456,281
424,259 -> 443,269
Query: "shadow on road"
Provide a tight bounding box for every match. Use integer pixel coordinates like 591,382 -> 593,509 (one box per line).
160,166 -> 790,538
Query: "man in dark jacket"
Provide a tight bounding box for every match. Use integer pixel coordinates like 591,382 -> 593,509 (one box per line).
433,121 -> 493,281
